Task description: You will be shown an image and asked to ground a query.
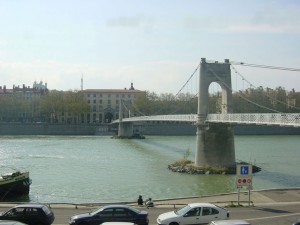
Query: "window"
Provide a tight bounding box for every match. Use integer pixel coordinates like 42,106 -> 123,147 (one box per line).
99,209 -> 113,217
100,100 -> 102,104
113,208 -> 128,217
93,94 -> 96,97
185,208 -> 200,217
93,99 -> 96,104
202,207 -> 219,216
26,208 -> 39,216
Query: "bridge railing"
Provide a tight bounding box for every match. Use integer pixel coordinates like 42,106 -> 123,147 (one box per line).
207,113 -> 300,127
112,113 -> 300,127
111,114 -> 198,123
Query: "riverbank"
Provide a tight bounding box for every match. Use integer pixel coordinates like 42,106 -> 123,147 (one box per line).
1,122 -> 300,135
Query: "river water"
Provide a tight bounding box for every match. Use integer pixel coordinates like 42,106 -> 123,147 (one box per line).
0,135 -> 299,203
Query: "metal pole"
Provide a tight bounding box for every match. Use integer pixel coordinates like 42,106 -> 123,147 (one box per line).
248,189 -> 251,206
237,187 -> 240,206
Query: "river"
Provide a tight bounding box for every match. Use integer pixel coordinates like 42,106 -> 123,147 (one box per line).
0,135 -> 299,203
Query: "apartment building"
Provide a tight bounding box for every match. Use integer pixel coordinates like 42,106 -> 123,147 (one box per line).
81,83 -> 145,124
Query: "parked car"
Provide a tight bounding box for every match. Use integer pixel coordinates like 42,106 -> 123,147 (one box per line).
0,204 -> 55,225
157,203 -> 229,225
209,220 -> 251,225
293,219 -> 300,225
0,221 -> 27,225
69,205 -> 149,225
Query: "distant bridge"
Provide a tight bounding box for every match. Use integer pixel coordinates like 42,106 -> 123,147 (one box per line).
115,58 -> 300,168
112,113 -> 300,127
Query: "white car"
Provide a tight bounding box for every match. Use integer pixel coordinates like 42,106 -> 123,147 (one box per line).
157,203 -> 229,225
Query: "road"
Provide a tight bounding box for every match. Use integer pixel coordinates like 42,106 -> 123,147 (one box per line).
39,202 -> 300,225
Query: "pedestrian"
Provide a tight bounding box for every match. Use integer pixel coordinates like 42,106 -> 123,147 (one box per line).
137,195 -> 143,206
145,197 -> 154,208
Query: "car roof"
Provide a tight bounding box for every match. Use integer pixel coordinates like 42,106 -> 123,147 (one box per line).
14,204 -> 46,208
102,205 -> 132,209
188,203 -> 218,208
210,220 -> 251,225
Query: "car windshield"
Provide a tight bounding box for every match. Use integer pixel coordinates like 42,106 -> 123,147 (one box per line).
42,206 -> 52,215
91,207 -> 103,215
175,205 -> 192,216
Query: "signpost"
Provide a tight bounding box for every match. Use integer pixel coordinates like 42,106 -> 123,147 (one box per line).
236,164 -> 253,206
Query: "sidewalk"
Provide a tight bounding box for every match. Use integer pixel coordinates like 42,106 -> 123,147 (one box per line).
151,188 -> 300,208
0,188 -> 300,209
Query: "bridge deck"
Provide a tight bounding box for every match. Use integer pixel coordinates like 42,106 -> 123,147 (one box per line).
112,113 -> 300,128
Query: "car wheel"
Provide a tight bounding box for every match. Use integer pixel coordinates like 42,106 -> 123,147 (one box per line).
169,222 -> 179,225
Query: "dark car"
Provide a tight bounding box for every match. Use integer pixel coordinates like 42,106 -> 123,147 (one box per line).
69,205 -> 149,225
294,219 -> 300,225
0,204 -> 55,225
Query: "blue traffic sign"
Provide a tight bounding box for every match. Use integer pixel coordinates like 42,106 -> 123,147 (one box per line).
240,165 -> 249,175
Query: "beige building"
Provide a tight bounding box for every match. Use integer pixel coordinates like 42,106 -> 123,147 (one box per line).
81,83 -> 145,124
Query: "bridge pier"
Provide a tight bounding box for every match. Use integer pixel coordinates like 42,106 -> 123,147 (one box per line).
195,58 -> 236,168
118,122 -> 134,137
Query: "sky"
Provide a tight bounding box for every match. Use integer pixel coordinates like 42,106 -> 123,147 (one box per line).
0,0 -> 300,94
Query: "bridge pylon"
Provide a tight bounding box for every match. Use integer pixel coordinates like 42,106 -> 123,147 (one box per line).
195,58 -> 235,168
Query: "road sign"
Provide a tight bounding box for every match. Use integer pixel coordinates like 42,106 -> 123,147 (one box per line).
236,164 -> 253,187
236,177 -> 252,186
237,164 -> 252,176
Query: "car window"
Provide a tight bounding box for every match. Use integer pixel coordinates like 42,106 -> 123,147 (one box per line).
26,208 -> 39,216
175,205 -> 192,216
202,207 -> 219,216
99,208 -> 114,217
185,207 -> 201,217
6,208 -> 24,217
114,208 -> 128,217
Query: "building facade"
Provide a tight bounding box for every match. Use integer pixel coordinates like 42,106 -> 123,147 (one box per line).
0,82 -> 48,122
81,83 -> 145,124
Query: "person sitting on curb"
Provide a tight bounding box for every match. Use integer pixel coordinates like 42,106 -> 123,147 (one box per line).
145,197 -> 154,208
137,195 -> 143,206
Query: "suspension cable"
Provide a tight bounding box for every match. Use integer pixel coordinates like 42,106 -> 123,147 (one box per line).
230,61 -> 300,72
174,62 -> 200,98
207,66 -> 281,113
231,65 -> 300,111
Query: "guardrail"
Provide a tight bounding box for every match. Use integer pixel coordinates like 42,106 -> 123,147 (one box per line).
207,113 -> 300,127
112,113 -> 300,128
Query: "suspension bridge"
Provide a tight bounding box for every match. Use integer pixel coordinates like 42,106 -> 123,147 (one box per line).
112,58 -> 300,168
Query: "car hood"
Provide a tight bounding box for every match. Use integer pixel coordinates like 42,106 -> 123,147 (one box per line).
71,212 -> 92,220
157,211 -> 178,222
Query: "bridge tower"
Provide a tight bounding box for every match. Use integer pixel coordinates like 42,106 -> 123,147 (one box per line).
195,58 -> 235,167
118,99 -> 134,137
